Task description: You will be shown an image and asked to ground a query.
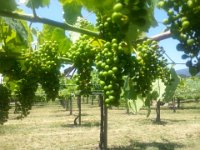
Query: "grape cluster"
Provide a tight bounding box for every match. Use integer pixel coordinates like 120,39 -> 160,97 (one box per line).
96,15 -> 126,41
96,0 -> 152,41
96,39 -> 133,106
10,41 -> 61,117
24,41 -> 61,101
0,53 -> 24,80
158,0 -> 200,75
132,39 -> 170,96
37,41 -> 61,101
112,1 -> 149,27
0,84 -> 10,124
15,76 -> 38,117
13,41 -> 61,116
69,35 -> 98,95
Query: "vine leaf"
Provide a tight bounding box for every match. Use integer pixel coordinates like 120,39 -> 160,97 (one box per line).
151,79 -> 166,101
60,1 -> 82,24
122,69 -> 179,115
78,0 -> 115,13
4,18 -> 29,44
0,0 -> 17,11
26,0 -> 50,9
127,96 -> 145,114
1,18 -> 29,54
163,68 -> 180,102
122,76 -> 145,114
38,24 -> 72,54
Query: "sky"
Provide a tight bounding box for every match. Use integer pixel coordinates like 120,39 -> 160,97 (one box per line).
18,0 -> 187,71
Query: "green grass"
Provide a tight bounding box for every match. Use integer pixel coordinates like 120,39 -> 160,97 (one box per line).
0,100 -> 200,150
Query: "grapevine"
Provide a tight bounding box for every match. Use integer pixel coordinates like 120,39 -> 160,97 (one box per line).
132,39 -> 170,96
13,41 -> 62,116
96,39 -> 133,106
14,76 -> 38,117
36,41 -> 61,101
158,0 -> 200,75
91,0 -> 170,106
96,0 -> 156,42
68,35 -> 98,95
0,84 -> 10,124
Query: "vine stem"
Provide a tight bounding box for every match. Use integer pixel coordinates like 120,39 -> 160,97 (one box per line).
150,30 -> 172,41
0,10 -> 172,41
0,10 -> 100,37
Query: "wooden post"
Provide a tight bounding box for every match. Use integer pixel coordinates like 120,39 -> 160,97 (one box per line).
91,95 -> 94,105
104,100 -> 108,149
69,94 -> 72,115
66,98 -> 69,111
126,100 -> 130,114
177,98 -> 180,109
156,100 -> 161,122
172,97 -> 176,113
99,94 -> 107,150
86,95 -> 89,104
77,95 -> 81,125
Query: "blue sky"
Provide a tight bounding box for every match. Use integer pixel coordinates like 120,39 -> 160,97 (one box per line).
18,0 -> 187,70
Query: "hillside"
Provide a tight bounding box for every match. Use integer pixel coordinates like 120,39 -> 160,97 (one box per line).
175,68 -> 191,77
175,68 -> 200,77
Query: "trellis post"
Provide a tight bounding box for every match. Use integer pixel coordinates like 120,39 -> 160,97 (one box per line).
99,94 -> 107,150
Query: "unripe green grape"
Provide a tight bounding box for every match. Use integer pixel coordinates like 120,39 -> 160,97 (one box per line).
187,39 -> 194,46
113,3 -> 123,12
163,18 -> 169,25
112,67 -> 118,72
157,1 -> 165,8
182,20 -> 190,30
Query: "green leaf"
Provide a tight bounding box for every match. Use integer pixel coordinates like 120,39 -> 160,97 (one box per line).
26,0 -> 50,9
0,18 -> 29,54
164,68 -> 180,102
61,1 -> 82,24
4,18 -> 30,45
59,0 -> 115,15
151,79 -> 166,101
125,23 -> 141,44
122,76 -> 137,100
0,0 -> 17,11
38,25 -> 72,54
81,0 -> 115,13
127,96 -> 145,114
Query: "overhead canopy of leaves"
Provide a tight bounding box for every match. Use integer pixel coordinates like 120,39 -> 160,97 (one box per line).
125,0 -> 158,42
60,0 -> 115,14
0,0 -> 17,11
26,0 -> 50,9
79,0 -> 115,13
0,18 -> 32,55
60,0 -> 82,24
38,24 -> 72,55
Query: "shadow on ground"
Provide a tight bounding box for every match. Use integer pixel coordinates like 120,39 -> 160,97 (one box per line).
151,119 -> 188,126
108,140 -> 184,150
61,121 -> 100,128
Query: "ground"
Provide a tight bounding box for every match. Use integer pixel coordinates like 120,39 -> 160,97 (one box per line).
0,99 -> 200,150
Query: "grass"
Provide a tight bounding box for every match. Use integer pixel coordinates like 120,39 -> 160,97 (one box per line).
0,100 -> 200,150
